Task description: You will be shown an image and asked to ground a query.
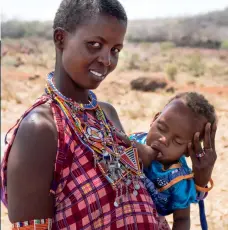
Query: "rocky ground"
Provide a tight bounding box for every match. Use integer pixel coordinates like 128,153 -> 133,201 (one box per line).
1,39 -> 228,229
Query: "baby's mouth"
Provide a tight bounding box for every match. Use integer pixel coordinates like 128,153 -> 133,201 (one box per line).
156,151 -> 163,159
151,145 -> 163,159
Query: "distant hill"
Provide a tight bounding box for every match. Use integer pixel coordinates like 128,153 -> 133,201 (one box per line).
2,20 -> 53,40
127,7 -> 228,48
2,7 -> 228,49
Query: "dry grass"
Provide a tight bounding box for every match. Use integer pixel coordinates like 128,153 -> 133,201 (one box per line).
1,38 -> 228,230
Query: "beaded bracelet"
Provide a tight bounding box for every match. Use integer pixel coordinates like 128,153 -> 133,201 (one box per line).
195,178 -> 214,193
12,218 -> 52,230
130,140 -> 137,148
197,191 -> 208,201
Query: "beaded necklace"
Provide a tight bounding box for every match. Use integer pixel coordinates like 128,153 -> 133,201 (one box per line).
45,72 -> 143,206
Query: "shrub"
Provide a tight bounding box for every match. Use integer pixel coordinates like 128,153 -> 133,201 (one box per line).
160,41 -> 176,51
2,20 -> 52,39
220,40 -> 228,49
165,64 -> 178,81
128,53 -> 141,70
188,54 -> 205,77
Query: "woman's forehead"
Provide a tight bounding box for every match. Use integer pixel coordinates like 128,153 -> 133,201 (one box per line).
73,14 -> 127,42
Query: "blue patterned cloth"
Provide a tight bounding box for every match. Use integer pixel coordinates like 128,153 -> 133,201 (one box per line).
129,132 -> 198,216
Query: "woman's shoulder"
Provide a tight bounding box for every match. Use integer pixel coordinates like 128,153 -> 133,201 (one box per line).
6,103 -> 57,222
18,103 -> 57,139
98,101 -> 115,110
7,102 -> 58,175
98,101 -> 118,121
10,102 -> 58,165
98,101 -> 125,132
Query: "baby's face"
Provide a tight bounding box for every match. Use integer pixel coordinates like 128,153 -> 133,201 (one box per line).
146,99 -> 207,165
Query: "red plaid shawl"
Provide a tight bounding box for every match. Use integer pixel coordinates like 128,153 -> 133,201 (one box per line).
1,96 -> 170,230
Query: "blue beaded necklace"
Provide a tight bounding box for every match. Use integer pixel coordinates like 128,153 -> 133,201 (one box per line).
47,72 -> 98,110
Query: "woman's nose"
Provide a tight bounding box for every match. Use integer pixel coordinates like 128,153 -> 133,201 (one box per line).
98,50 -> 111,67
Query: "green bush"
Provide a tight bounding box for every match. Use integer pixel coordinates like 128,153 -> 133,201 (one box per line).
188,54 -> 205,77
165,64 -> 178,81
220,40 -> 228,49
128,53 -> 141,70
160,41 -> 176,51
2,20 -> 52,39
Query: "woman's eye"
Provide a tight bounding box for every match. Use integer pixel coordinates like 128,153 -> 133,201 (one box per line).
112,48 -> 120,54
88,42 -> 101,48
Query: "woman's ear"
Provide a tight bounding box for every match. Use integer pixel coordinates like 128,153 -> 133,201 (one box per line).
53,27 -> 67,50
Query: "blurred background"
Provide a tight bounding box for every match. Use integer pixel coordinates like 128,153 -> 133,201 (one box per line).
1,0 -> 228,229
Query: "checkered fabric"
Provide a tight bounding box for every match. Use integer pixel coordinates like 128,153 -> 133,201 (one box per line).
1,96 -> 170,230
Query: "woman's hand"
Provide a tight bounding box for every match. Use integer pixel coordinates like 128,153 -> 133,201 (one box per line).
188,122 -> 217,187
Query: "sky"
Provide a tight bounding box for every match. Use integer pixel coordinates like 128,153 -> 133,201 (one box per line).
2,0 -> 228,21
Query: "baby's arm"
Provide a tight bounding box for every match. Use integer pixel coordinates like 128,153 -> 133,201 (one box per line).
172,207 -> 190,230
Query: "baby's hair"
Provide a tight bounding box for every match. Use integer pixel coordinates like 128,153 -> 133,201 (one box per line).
53,0 -> 127,32
167,92 -> 216,124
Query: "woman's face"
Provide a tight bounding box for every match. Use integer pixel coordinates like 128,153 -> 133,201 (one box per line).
58,14 -> 127,90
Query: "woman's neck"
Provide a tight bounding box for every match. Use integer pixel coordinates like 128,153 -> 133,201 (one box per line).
53,62 -> 90,104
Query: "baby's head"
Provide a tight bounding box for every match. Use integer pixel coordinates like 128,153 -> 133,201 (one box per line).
146,92 -> 216,165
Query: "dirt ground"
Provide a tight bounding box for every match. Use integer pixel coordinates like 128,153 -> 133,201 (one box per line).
1,39 -> 228,229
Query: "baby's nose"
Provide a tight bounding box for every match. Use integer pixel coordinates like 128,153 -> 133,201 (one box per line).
159,136 -> 169,146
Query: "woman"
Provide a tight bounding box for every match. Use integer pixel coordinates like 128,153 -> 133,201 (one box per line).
1,0 -> 216,229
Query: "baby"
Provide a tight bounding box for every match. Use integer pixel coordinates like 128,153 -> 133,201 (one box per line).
129,92 -> 216,230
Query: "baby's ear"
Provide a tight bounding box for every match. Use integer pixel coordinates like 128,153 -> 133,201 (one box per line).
153,112 -> 161,121
150,112 -> 161,126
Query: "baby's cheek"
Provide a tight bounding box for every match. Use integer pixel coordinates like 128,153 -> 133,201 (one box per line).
183,143 -> 188,151
146,132 -> 155,146
170,145 -> 186,158
147,126 -> 160,144
180,145 -> 188,156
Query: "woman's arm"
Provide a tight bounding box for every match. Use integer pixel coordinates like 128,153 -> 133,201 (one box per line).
7,105 -> 57,222
99,101 -> 158,167
172,207 -> 190,230
98,101 -> 125,132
